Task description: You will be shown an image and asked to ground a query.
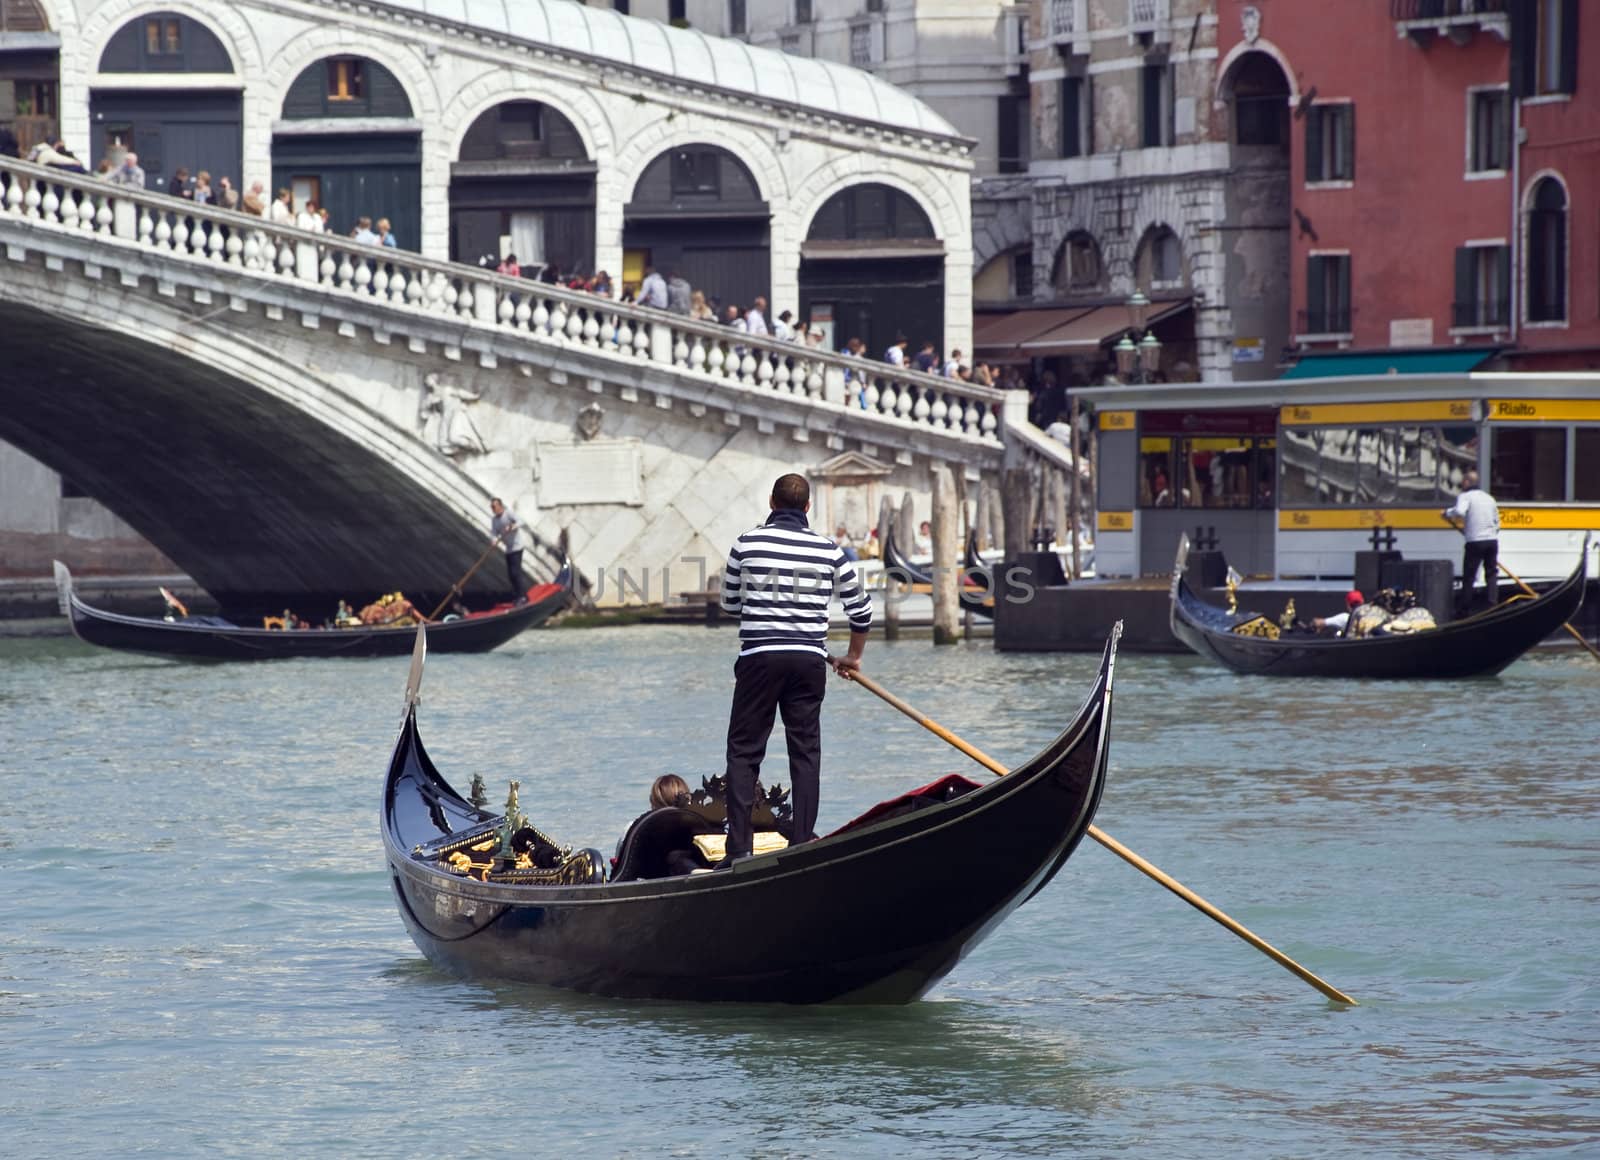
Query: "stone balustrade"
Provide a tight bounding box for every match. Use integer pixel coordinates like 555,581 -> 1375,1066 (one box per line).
0,155 -> 1004,452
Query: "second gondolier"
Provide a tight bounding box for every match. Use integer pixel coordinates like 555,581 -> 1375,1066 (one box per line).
489,497 -> 526,604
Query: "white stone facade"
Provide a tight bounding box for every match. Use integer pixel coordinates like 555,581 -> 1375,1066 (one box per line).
45,0 -> 976,352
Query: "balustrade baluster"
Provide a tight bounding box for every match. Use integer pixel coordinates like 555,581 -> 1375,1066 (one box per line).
40,186 -> 58,222
390,268 -> 409,306
633,322 -> 650,359
336,252 -> 354,289
689,335 -> 707,373
207,224 -> 225,262
614,316 -> 633,352
354,260 -> 372,294
372,265 -> 388,297
532,299 -> 550,335
565,307 -> 584,343
169,217 -> 187,253
226,232 -> 243,266
4,179 -> 22,214
245,234 -> 264,270
581,310 -> 600,347
60,192 -> 80,229
189,219 -> 209,258
706,344 -> 725,377
913,389 -> 932,422
548,300 -> 567,339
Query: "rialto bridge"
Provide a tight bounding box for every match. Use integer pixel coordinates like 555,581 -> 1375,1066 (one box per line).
0,154 -> 1071,611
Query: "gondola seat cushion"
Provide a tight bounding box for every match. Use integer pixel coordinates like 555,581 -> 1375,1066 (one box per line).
611,807 -> 720,882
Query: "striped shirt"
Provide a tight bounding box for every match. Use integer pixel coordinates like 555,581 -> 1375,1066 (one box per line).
721,509 -> 873,657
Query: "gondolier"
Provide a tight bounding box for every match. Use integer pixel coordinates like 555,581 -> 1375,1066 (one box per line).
489,497 -> 526,603
1443,470 -> 1500,615
718,473 -> 872,863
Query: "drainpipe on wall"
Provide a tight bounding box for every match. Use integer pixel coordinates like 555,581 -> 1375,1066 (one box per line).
1509,94 -> 1522,348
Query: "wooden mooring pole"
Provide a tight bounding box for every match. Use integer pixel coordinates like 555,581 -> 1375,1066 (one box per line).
930,462 -> 960,645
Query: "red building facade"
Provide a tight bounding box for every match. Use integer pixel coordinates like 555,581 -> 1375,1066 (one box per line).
1215,0 -> 1596,369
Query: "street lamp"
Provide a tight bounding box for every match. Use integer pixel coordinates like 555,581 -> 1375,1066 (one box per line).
1115,290 -> 1162,384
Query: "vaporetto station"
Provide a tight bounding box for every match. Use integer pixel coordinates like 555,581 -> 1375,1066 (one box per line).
1079,372 -> 1600,585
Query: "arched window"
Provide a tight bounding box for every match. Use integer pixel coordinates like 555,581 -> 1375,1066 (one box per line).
281,56 -> 412,120
1136,225 -> 1185,291
1051,231 -> 1102,293
807,183 -> 934,242
1226,52 -> 1290,148
1526,177 -> 1567,323
457,101 -> 589,163
1,1 -> 49,33
98,12 -> 234,73
630,144 -> 764,210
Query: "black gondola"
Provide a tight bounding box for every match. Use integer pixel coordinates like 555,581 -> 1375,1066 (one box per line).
53,559 -> 573,660
382,622 -> 1119,1003
1168,534 -> 1589,678
881,524 -> 993,616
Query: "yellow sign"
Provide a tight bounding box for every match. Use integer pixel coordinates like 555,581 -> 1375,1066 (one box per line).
1280,507 -> 1600,531
1279,509 -> 1467,531
1486,399 -> 1600,423
1098,511 -> 1134,532
1498,507 -> 1600,530
1279,400 -> 1474,426
1099,410 -> 1135,431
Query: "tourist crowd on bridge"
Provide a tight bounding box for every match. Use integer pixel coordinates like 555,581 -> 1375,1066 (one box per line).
4,133 -> 1073,428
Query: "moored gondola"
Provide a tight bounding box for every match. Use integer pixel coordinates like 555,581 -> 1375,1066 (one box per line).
382,622 -> 1118,1003
1168,535 -> 1589,678
53,559 -> 573,660
881,524 -> 994,616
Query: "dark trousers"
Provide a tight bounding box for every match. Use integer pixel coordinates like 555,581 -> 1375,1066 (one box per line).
505,549 -> 525,600
724,651 -> 826,858
1459,540 -> 1499,614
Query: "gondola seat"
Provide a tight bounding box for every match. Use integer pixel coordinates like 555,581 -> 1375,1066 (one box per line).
611,807 -> 720,882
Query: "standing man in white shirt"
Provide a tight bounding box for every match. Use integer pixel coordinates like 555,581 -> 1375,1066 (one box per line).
1443,469 -> 1500,615
884,333 -> 908,366
745,296 -> 770,337
638,265 -> 668,310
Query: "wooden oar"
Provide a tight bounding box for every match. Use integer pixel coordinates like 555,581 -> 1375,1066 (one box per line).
839,667 -> 1359,1006
427,531 -> 508,621
1442,516 -> 1599,663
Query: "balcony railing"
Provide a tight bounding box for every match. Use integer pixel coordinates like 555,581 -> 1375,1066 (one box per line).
1050,0 -> 1077,38
1390,0 -> 1507,18
1452,299 -> 1510,329
1130,0 -> 1160,26
1297,308 -> 1354,337
0,155 -> 1003,449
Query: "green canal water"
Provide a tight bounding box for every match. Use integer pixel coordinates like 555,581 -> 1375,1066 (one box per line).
2,626 -> 1597,1157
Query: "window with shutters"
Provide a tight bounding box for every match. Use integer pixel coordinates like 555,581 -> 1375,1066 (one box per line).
1512,0 -> 1577,97
1452,244 -> 1510,329
998,92 -> 1028,174
1525,177 -> 1567,323
1302,253 -> 1351,336
1141,61 -> 1173,149
1305,103 -> 1354,184
1467,88 -> 1510,175
728,0 -> 746,36
1052,231 -> 1103,293
795,0 -> 813,22
1061,73 -> 1091,158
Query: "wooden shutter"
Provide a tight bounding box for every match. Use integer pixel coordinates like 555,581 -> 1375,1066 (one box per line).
1454,247 -> 1475,327
1510,0 -> 1537,97
1334,256 -> 1351,331
1062,77 -> 1081,158
1558,0 -> 1579,94
1306,255 -> 1326,331
1305,107 -> 1324,182
1494,245 -> 1512,324
1340,105 -> 1355,181
1142,65 -> 1163,148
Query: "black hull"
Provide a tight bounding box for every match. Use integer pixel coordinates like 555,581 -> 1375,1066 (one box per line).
882,525 -> 993,617
56,561 -> 572,660
382,627 -> 1118,1003
1168,537 -> 1588,678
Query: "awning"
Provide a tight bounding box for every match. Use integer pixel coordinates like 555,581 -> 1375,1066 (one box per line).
973,308 -> 1091,354
1281,350 -> 1493,379
800,239 -> 944,261
1019,300 -> 1191,356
